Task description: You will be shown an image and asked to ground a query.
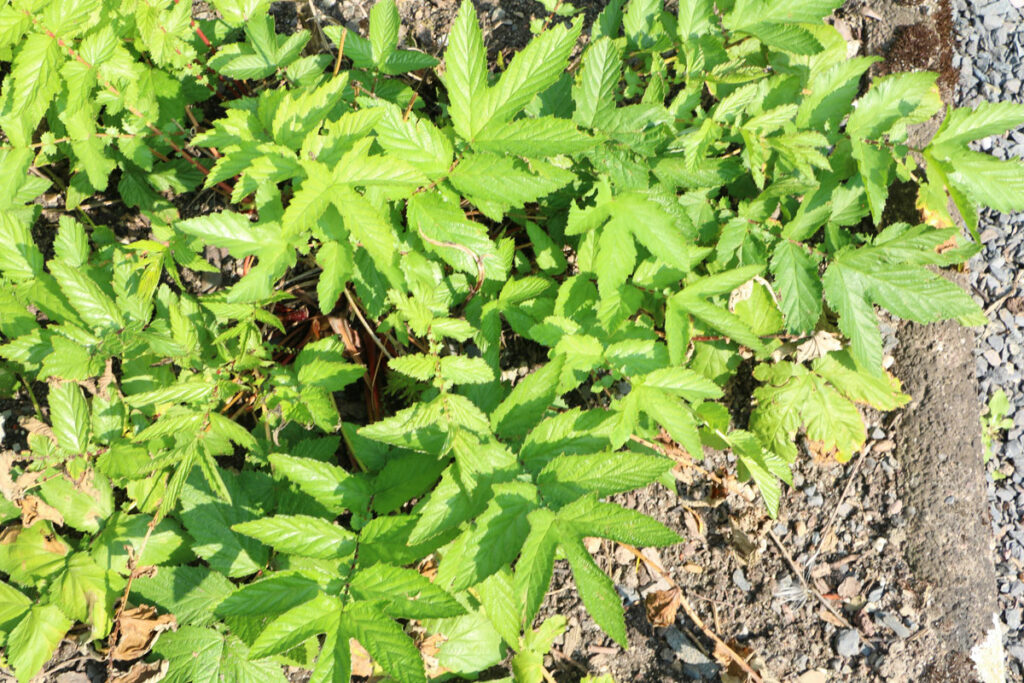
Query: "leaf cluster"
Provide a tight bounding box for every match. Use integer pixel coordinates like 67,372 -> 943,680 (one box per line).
2,0 -> 1023,681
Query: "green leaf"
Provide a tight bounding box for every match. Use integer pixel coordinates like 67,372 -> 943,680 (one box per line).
931,101 -> 1024,148
823,247 -> 984,372
850,138 -> 893,225
442,1 -> 488,140
369,0 -> 400,65
344,602 -> 427,683
812,351 -> 909,411
210,0 -> 272,27
131,565 -> 233,627
491,356 -> 565,439
477,568 -> 520,647
350,563 -> 465,619
7,604 -> 72,683
0,33 -> 62,147
233,515 -> 356,559
573,38 -> 622,128
479,18 -> 582,133
154,625 -> 288,683
449,153 -> 574,218
473,117 -> 599,156
435,609 -> 505,675
436,481 -> 538,592
316,240 -> 354,314
594,218 -> 636,296
846,72 -> 941,141
269,453 -> 371,514
944,150 -> 1024,214
514,508 -> 557,627
538,451 -> 674,504
0,209 -> 43,283
176,212 -> 276,258
49,381 -> 90,453
440,356 -> 494,385
216,572 -> 321,617
616,193 -> 691,272
559,529 -> 626,647
179,478 -> 269,578
558,494 -> 682,547
373,103 -> 454,178
49,260 -> 123,329
770,240 -> 822,334
249,593 -> 337,658
636,387 -> 703,459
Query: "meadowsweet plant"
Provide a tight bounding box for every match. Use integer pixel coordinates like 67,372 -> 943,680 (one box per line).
2,0 -> 1024,680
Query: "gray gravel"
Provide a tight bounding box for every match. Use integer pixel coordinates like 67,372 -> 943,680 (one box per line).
954,0 -> 1024,674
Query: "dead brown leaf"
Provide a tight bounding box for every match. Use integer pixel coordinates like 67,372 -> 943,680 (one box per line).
417,555 -> 438,581
109,659 -> 169,683
18,416 -> 55,443
0,525 -> 20,544
795,330 -> 843,364
727,517 -> 758,564
97,358 -> 117,400
111,605 -> 178,661
19,495 -> 64,527
682,508 -> 705,538
350,638 -> 373,677
806,439 -> 840,465
41,531 -> 68,555
644,587 -> 681,628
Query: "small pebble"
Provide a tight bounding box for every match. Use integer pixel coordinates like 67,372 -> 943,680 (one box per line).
835,629 -> 861,658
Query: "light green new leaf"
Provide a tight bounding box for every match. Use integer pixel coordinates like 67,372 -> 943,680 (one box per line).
474,116 -> 599,156
176,212 -> 276,258
492,356 -> 565,439
945,150 -> 1024,214
559,529 -> 626,647
344,602 -> 427,683
558,494 -> 682,547
49,260 -> 123,330
155,625 -> 289,683
350,563 -> 465,619
49,381 -> 90,453
233,514 -> 356,559
637,386 -> 703,459
930,101 -> 1024,148
846,72 -> 941,141
440,355 -> 495,385
216,573 -> 321,617
369,0 -> 400,64
130,565 -> 233,627
269,452 -> 371,514
442,1 -> 488,140
7,604 -> 72,683
538,451 -> 674,504
770,240 -> 822,334
0,209 -> 44,282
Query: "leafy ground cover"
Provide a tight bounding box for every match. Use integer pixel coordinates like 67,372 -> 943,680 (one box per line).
2,0 -> 1024,681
